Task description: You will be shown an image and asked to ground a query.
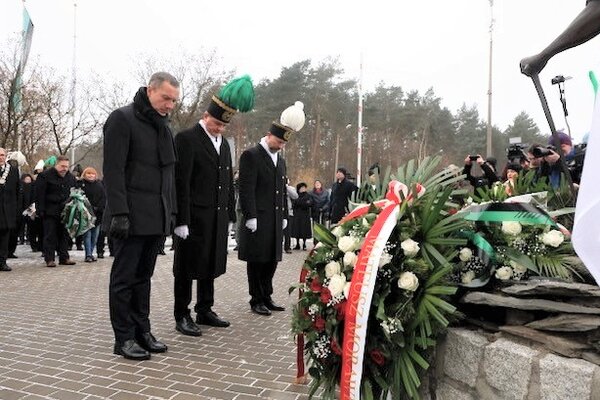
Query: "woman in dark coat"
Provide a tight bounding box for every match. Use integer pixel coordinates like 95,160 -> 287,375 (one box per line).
292,182 -> 312,250
77,167 -> 106,262
309,179 -> 329,225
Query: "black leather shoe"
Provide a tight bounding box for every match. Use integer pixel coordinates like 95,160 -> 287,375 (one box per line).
265,300 -> 286,312
0,263 -> 11,271
175,315 -> 202,336
285,249 -> 292,254
97,253 -> 104,259
113,339 -> 150,360
136,332 -> 167,353
251,303 -> 271,316
196,310 -> 230,328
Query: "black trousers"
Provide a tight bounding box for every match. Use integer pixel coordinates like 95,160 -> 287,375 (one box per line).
42,216 -> 70,262
246,261 -> 278,306
0,228 -> 10,265
109,235 -> 162,343
29,218 -> 42,251
173,276 -> 215,319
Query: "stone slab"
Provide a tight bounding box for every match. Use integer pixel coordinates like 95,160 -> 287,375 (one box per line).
526,314 -> 600,332
461,291 -> 600,314
501,281 -> 600,298
442,328 -> 489,387
483,338 -> 538,400
540,354 -> 598,400
499,325 -> 589,358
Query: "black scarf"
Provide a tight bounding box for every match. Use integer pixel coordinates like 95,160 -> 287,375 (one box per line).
133,87 -> 176,167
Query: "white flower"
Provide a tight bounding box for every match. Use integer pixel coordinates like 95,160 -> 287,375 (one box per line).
461,270 -> 476,284
314,242 -> 324,249
466,197 -> 473,205
379,252 -> 393,268
343,282 -> 351,299
362,218 -> 370,227
509,260 -> 528,274
501,221 -> 522,236
459,247 -> 473,262
540,230 -> 564,248
398,271 -> 419,291
338,236 -> 361,253
495,266 -> 513,281
328,274 -> 347,297
325,261 -> 341,278
343,252 -> 358,268
401,239 -> 420,258
331,226 -> 344,238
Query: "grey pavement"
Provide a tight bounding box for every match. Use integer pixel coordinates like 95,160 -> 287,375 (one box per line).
0,238 -> 317,400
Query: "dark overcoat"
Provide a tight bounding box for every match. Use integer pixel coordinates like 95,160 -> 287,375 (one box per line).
102,104 -> 177,236
173,124 -> 235,280
0,164 -> 21,230
329,178 -> 358,223
292,191 -> 312,239
35,168 -> 76,218
238,144 -> 287,263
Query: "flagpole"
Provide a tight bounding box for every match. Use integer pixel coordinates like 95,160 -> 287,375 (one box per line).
17,0 -> 26,153
68,1 -> 78,164
486,0 -> 494,158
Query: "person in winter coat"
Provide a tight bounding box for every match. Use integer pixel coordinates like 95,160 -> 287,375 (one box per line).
172,76 -> 252,337
283,179 -> 298,253
35,155 -> 76,268
77,167 -> 106,262
0,149 -> 21,271
329,167 -> 358,224
103,72 -> 178,361
309,179 -> 329,225
239,101 -> 305,316
292,182 -> 312,250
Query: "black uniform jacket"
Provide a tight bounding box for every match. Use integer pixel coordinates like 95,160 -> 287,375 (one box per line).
173,124 -> 235,280
102,104 -> 177,236
238,143 -> 287,263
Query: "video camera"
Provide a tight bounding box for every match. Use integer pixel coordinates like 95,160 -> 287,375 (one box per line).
506,143 -> 528,164
530,145 -> 556,158
566,143 -> 587,183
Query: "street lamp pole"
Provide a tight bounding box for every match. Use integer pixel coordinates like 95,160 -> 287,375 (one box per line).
486,0 -> 495,157
357,54 -> 363,187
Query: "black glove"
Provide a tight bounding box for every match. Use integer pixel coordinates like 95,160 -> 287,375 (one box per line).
109,215 -> 130,240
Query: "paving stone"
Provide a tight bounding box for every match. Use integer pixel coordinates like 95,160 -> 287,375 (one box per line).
484,338 -> 538,400
540,353 -> 598,400
442,328 -> 489,387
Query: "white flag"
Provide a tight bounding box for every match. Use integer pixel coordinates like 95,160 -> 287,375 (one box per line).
572,88 -> 600,285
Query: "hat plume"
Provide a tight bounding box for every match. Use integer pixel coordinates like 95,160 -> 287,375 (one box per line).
218,75 -> 255,112
280,101 -> 305,131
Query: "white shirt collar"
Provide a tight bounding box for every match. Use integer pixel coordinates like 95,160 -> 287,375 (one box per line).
199,120 -> 221,155
259,136 -> 278,165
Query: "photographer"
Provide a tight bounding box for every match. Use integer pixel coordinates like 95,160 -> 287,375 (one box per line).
529,132 -> 576,188
463,155 -> 499,190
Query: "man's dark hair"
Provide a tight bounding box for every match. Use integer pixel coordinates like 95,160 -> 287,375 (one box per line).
148,72 -> 179,89
56,155 -> 69,163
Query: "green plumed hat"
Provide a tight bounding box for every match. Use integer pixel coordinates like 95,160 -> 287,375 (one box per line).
44,155 -> 57,168
207,75 -> 255,123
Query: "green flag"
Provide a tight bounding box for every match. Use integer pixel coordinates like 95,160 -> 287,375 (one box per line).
11,7 -> 35,113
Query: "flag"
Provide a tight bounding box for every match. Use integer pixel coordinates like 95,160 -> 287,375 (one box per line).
11,6 -> 35,113
572,72 -> 600,284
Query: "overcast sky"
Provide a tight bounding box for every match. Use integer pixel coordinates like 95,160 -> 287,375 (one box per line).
2,0 -> 599,145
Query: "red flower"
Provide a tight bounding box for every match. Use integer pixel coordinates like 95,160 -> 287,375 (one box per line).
369,349 -> 385,366
320,287 -> 332,304
310,276 -> 322,292
331,338 -> 342,355
314,316 -> 326,332
334,300 -> 347,321
448,208 -> 458,215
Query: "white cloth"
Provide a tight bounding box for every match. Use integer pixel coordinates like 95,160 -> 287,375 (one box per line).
174,225 -> 189,240
228,221 -> 234,232
259,136 -> 278,165
573,91 -> 600,284
245,218 -> 257,232
199,120 -> 221,155
282,219 -> 288,230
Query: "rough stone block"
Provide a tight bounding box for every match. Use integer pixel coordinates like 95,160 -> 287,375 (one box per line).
442,328 -> 489,387
540,353 -> 598,400
436,380 -> 475,400
484,338 -> 538,400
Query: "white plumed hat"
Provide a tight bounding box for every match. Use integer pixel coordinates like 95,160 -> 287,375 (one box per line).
7,151 -> 27,167
34,159 -> 45,172
269,101 -> 305,141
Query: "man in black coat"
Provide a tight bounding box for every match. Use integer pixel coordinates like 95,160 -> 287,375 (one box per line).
172,100 -> 241,336
0,149 -> 21,271
329,167 -> 358,224
239,101 -> 305,316
35,155 -> 76,267
103,72 -> 179,361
